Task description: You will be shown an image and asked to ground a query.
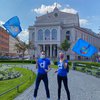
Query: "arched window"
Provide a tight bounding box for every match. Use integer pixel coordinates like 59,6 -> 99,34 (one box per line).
38,29 -> 43,40
45,29 -> 50,40
52,29 -> 57,40
66,31 -> 70,34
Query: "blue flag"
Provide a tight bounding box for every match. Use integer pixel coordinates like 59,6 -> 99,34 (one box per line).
72,38 -> 98,57
3,16 -> 22,38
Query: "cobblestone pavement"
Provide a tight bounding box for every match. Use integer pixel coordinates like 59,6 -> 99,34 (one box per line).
14,64 -> 100,100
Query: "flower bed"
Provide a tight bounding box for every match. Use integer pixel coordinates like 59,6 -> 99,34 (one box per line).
0,65 -> 21,81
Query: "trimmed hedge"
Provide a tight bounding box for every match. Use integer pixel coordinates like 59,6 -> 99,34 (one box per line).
74,62 -> 100,78
53,60 -> 58,65
0,60 -> 36,64
74,62 -> 100,69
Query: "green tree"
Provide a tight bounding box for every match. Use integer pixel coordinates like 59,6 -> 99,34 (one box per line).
15,42 -> 27,59
26,41 -> 36,50
15,40 -> 35,59
58,39 -> 70,56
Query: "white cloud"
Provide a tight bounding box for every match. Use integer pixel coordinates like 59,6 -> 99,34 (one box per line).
0,20 -> 29,43
33,2 -> 61,14
61,7 -> 77,14
18,29 -> 29,43
33,2 -> 78,15
0,20 -> 4,27
79,19 -> 88,26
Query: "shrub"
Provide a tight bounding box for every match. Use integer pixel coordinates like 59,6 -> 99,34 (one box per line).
0,74 -> 4,80
0,66 -> 21,81
0,60 -> 36,64
53,60 -> 58,65
74,62 -> 100,69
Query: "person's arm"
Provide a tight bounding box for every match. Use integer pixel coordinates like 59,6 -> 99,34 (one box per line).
64,60 -> 68,69
36,62 -> 38,69
54,69 -> 58,73
54,61 -> 58,73
45,59 -> 52,73
45,65 -> 51,72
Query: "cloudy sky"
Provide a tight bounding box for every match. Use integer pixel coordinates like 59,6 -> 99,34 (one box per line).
0,0 -> 100,42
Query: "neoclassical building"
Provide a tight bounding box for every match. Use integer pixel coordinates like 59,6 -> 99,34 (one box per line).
29,7 -> 100,60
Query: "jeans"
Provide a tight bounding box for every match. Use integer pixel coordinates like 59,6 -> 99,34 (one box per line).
34,73 -> 50,98
57,75 -> 70,100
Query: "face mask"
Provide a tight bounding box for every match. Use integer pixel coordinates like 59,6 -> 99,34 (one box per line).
60,54 -> 64,59
40,54 -> 45,59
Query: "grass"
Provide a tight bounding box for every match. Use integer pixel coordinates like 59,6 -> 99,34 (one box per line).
51,65 -> 58,69
0,67 -> 36,100
0,63 -> 33,65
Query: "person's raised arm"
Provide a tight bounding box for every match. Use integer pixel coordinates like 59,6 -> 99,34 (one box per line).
64,60 -> 68,69
45,60 -> 51,73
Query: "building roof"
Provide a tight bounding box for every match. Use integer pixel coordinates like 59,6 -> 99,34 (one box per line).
34,7 -> 79,27
75,26 -> 100,38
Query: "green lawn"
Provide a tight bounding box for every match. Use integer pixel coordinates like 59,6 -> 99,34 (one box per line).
0,63 -> 32,65
0,66 -> 36,100
51,65 -> 58,69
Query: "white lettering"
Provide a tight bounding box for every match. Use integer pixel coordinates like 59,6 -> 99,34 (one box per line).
58,63 -> 63,69
40,61 -> 45,68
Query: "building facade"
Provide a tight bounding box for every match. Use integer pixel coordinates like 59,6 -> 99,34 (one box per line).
9,36 -> 19,56
9,36 -> 29,57
29,7 -> 100,60
0,27 -> 9,56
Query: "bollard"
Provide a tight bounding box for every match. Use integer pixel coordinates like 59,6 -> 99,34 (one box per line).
72,62 -> 76,70
17,85 -> 19,92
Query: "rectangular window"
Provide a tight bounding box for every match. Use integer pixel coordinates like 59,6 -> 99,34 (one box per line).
66,36 -> 70,40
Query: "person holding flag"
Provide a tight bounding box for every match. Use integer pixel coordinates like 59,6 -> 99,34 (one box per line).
55,52 -> 70,100
33,51 -> 51,100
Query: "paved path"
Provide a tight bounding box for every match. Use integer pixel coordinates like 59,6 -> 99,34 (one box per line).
14,64 -> 100,100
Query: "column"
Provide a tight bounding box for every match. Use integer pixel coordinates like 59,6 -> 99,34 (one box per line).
47,45 -> 49,57
57,44 -> 60,58
55,44 -> 57,57
38,45 -> 41,55
35,44 -> 37,58
53,45 -> 55,57
43,44 -> 45,51
50,44 -> 52,58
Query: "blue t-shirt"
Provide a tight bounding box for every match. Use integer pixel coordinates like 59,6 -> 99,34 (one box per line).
57,60 -> 68,76
37,58 -> 51,74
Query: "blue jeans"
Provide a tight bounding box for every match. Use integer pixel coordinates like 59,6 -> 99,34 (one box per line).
34,73 -> 50,98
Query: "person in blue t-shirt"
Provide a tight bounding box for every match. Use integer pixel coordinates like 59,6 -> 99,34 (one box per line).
55,52 -> 70,100
33,51 -> 51,100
